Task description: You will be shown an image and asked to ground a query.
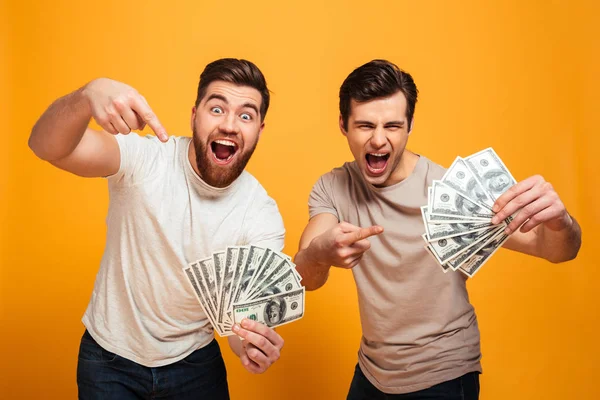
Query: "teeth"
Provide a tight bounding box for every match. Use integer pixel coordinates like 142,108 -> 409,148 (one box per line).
214,139 -> 236,147
369,153 -> 388,157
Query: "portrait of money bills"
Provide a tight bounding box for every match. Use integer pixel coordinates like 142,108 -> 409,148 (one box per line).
422,148 -> 517,278
183,245 -> 305,337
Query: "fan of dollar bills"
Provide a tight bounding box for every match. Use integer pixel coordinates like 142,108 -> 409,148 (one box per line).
422,148 -> 517,278
184,245 -> 305,337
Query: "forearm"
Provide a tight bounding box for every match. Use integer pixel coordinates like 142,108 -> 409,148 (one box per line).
536,214 -> 582,263
29,86 -> 92,161
294,246 -> 331,291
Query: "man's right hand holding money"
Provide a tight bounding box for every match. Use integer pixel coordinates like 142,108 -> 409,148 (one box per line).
294,214 -> 384,290
228,319 -> 285,374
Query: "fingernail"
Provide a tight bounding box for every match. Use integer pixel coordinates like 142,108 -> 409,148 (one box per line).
232,324 -> 240,332
504,227 -> 511,235
493,205 -> 499,212
242,319 -> 251,328
491,217 -> 498,225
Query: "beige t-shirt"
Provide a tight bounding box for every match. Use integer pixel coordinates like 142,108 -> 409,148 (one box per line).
309,156 -> 481,394
82,133 -> 285,367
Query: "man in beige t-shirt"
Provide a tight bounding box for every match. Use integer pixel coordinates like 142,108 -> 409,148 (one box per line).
294,60 -> 582,399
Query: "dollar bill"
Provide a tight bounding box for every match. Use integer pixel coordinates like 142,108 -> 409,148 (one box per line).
248,267 -> 302,300
427,186 -> 490,223
231,245 -> 265,306
428,225 -> 500,264
188,262 -> 225,335
196,257 -> 219,313
464,148 -> 516,201
246,251 -> 287,297
233,287 -> 305,328
213,250 -> 225,308
421,206 -> 493,241
246,249 -> 282,295
183,267 -> 224,336
442,157 -> 495,209
459,229 -> 510,277
217,247 -> 238,325
446,224 -> 505,270
226,246 -> 249,321
431,181 -> 493,220
245,259 -> 293,300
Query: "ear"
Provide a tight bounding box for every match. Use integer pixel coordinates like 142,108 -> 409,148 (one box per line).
190,106 -> 197,132
258,121 -> 265,139
339,115 -> 347,137
408,118 -> 415,135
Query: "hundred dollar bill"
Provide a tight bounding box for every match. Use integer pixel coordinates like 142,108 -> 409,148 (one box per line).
464,148 -> 516,201
245,259 -> 293,300
186,264 -> 227,336
183,267 -> 222,335
231,245 -> 265,306
213,250 -> 225,307
217,247 -> 238,325
246,249 -> 284,295
233,287 -> 305,328
428,225 -> 500,264
227,246 -> 249,321
248,268 -> 302,300
446,224 -> 505,271
431,181 -> 493,220
421,206 -> 493,241
442,157 -> 495,209
427,185 -> 491,223
196,257 -> 219,313
459,229 -> 510,277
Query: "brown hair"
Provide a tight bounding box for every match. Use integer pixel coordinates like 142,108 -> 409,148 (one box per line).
195,58 -> 270,121
339,59 -> 418,130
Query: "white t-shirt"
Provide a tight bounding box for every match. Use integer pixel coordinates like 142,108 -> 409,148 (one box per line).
82,133 -> 285,367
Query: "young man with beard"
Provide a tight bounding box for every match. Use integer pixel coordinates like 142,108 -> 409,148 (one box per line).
294,60 -> 581,399
29,58 -> 285,399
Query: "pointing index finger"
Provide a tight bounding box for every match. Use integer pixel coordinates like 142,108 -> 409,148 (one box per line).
340,225 -> 383,246
130,95 -> 168,142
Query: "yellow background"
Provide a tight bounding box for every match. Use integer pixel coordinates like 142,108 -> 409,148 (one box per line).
2,0 -> 598,399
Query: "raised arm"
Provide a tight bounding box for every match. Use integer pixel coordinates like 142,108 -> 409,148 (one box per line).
492,175 -> 582,263
28,78 -> 168,177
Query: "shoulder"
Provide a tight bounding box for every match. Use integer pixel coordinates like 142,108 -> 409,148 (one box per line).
419,155 -> 447,183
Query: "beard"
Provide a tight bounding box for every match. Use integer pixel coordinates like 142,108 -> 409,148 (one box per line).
192,127 -> 258,188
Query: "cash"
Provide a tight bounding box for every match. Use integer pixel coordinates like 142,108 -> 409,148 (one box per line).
423,148 -> 516,277
183,246 -> 304,336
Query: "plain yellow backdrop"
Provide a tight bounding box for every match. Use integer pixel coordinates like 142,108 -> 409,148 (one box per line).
2,0 -> 598,399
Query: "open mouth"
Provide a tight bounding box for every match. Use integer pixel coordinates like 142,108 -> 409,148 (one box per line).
365,152 -> 390,175
210,139 -> 239,165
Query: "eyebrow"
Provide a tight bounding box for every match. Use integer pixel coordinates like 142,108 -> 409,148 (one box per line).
353,120 -> 405,126
206,94 -> 260,115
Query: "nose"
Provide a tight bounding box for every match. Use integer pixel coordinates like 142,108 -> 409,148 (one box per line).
370,127 -> 387,149
219,113 -> 240,135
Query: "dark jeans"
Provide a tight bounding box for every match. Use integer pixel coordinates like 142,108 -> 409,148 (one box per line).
347,363 -> 480,400
77,330 -> 230,400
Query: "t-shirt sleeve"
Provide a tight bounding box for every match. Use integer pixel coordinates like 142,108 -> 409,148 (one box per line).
245,197 -> 286,252
105,133 -> 164,186
308,173 -> 339,221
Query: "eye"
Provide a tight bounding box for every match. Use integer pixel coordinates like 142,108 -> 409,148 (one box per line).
240,113 -> 252,121
211,106 -> 223,114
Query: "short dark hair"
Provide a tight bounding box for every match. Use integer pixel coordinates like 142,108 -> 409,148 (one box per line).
195,58 -> 270,121
339,59 -> 418,131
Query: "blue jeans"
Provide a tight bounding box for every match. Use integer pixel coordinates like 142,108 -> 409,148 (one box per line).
77,330 -> 230,400
347,364 -> 480,400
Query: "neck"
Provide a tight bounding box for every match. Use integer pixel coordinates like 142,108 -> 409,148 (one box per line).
188,140 -> 202,177
387,150 -> 419,186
